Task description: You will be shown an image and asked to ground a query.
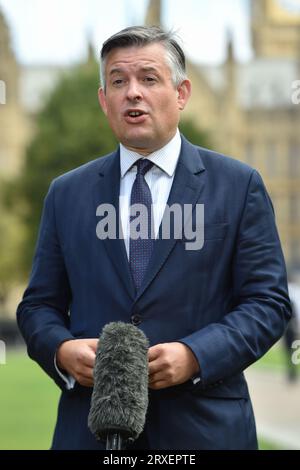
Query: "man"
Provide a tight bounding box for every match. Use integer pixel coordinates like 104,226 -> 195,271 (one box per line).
17,26 -> 291,450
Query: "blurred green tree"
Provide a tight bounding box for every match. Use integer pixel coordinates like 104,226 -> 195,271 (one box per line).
7,57 -> 209,278
179,118 -> 210,149
8,59 -> 116,276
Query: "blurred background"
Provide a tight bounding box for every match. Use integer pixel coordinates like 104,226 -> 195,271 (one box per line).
0,0 -> 300,450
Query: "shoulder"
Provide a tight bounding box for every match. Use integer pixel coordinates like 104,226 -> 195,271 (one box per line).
56,151 -> 117,184
198,145 -> 253,177
47,150 -> 118,194
180,135 -> 257,184
180,136 -> 265,202
181,135 -> 253,174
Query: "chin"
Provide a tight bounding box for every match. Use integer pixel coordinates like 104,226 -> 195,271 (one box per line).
123,131 -> 154,150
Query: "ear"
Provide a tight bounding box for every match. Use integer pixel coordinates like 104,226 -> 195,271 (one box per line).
98,87 -> 108,116
177,79 -> 192,111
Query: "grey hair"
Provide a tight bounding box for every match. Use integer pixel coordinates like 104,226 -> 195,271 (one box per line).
100,26 -> 187,91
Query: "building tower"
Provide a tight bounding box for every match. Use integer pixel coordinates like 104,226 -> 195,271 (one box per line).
0,8 -> 28,177
251,0 -> 300,58
145,0 -> 162,26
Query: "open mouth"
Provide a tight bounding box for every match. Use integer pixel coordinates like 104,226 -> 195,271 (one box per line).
124,109 -> 148,123
128,111 -> 143,117
126,110 -> 147,117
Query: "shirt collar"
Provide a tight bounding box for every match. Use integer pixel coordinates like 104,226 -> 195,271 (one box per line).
120,129 -> 181,178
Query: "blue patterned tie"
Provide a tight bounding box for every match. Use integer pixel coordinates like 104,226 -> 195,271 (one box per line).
129,159 -> 154,291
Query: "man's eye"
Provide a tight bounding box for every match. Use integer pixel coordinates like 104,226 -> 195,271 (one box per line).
144,77 -> 156,83
112,79 -> 124,86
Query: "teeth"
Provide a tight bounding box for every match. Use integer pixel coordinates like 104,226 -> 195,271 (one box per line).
129,111 -> 142,117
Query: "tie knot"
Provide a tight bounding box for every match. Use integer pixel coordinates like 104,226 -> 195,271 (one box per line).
136,159 -> 154,176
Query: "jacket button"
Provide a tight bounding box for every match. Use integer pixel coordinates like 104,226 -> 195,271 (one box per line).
131,314 -> 142,326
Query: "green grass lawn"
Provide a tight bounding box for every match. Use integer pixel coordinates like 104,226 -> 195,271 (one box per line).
0,349 -> 60,450
0,343 -> 296,450
258,438 -> 281,450
253,342 -> 284,369
251,339 -> 300,376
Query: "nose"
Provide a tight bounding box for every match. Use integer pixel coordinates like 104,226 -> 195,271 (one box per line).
126,79 -> 143,102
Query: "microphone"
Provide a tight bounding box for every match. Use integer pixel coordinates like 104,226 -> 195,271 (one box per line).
88,322 -> 149,450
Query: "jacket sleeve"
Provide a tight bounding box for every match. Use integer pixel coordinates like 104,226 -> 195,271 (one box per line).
17,180 -> 74,390
180,170 -> 292,387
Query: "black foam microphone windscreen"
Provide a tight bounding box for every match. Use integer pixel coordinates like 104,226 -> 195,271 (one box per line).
88,322 -> 149,449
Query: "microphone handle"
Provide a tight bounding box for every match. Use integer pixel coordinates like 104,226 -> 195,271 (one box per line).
106,432 -> 123,450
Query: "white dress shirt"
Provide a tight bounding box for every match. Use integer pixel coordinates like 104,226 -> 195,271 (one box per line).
119,129 -> 182,258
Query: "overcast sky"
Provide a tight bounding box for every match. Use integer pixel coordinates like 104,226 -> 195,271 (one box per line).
0,0 -> 252,66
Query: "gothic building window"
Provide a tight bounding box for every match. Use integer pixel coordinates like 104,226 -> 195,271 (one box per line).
289,141 -> 300,178
245,141 -> 254,166
266,140 -> 279,176
290,195 -> 300,223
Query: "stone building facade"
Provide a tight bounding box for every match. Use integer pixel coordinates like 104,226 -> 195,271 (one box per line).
147,0 -> 300,269
0,0 -> 300,268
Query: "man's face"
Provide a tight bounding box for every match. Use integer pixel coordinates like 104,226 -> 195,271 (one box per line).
98,43 -> 191,154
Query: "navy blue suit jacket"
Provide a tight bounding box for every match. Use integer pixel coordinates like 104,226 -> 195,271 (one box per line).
17,136 -> 291,449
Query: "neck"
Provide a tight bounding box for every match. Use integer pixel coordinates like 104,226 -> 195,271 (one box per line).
121,131 -> 178,156
123,146 -> 153,156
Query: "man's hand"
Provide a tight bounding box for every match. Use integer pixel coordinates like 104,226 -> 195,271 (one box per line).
148,342 -> 200,390
56,338 -> 98,387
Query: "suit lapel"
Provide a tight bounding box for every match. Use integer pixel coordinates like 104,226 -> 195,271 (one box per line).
92,148 -> 136,300
92,138 -> 206,303
134,136 -> 206,302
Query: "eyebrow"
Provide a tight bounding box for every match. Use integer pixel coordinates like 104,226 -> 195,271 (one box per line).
108,66 -> 160,76
139,66 -> 159,74
109,68 -> 124,77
